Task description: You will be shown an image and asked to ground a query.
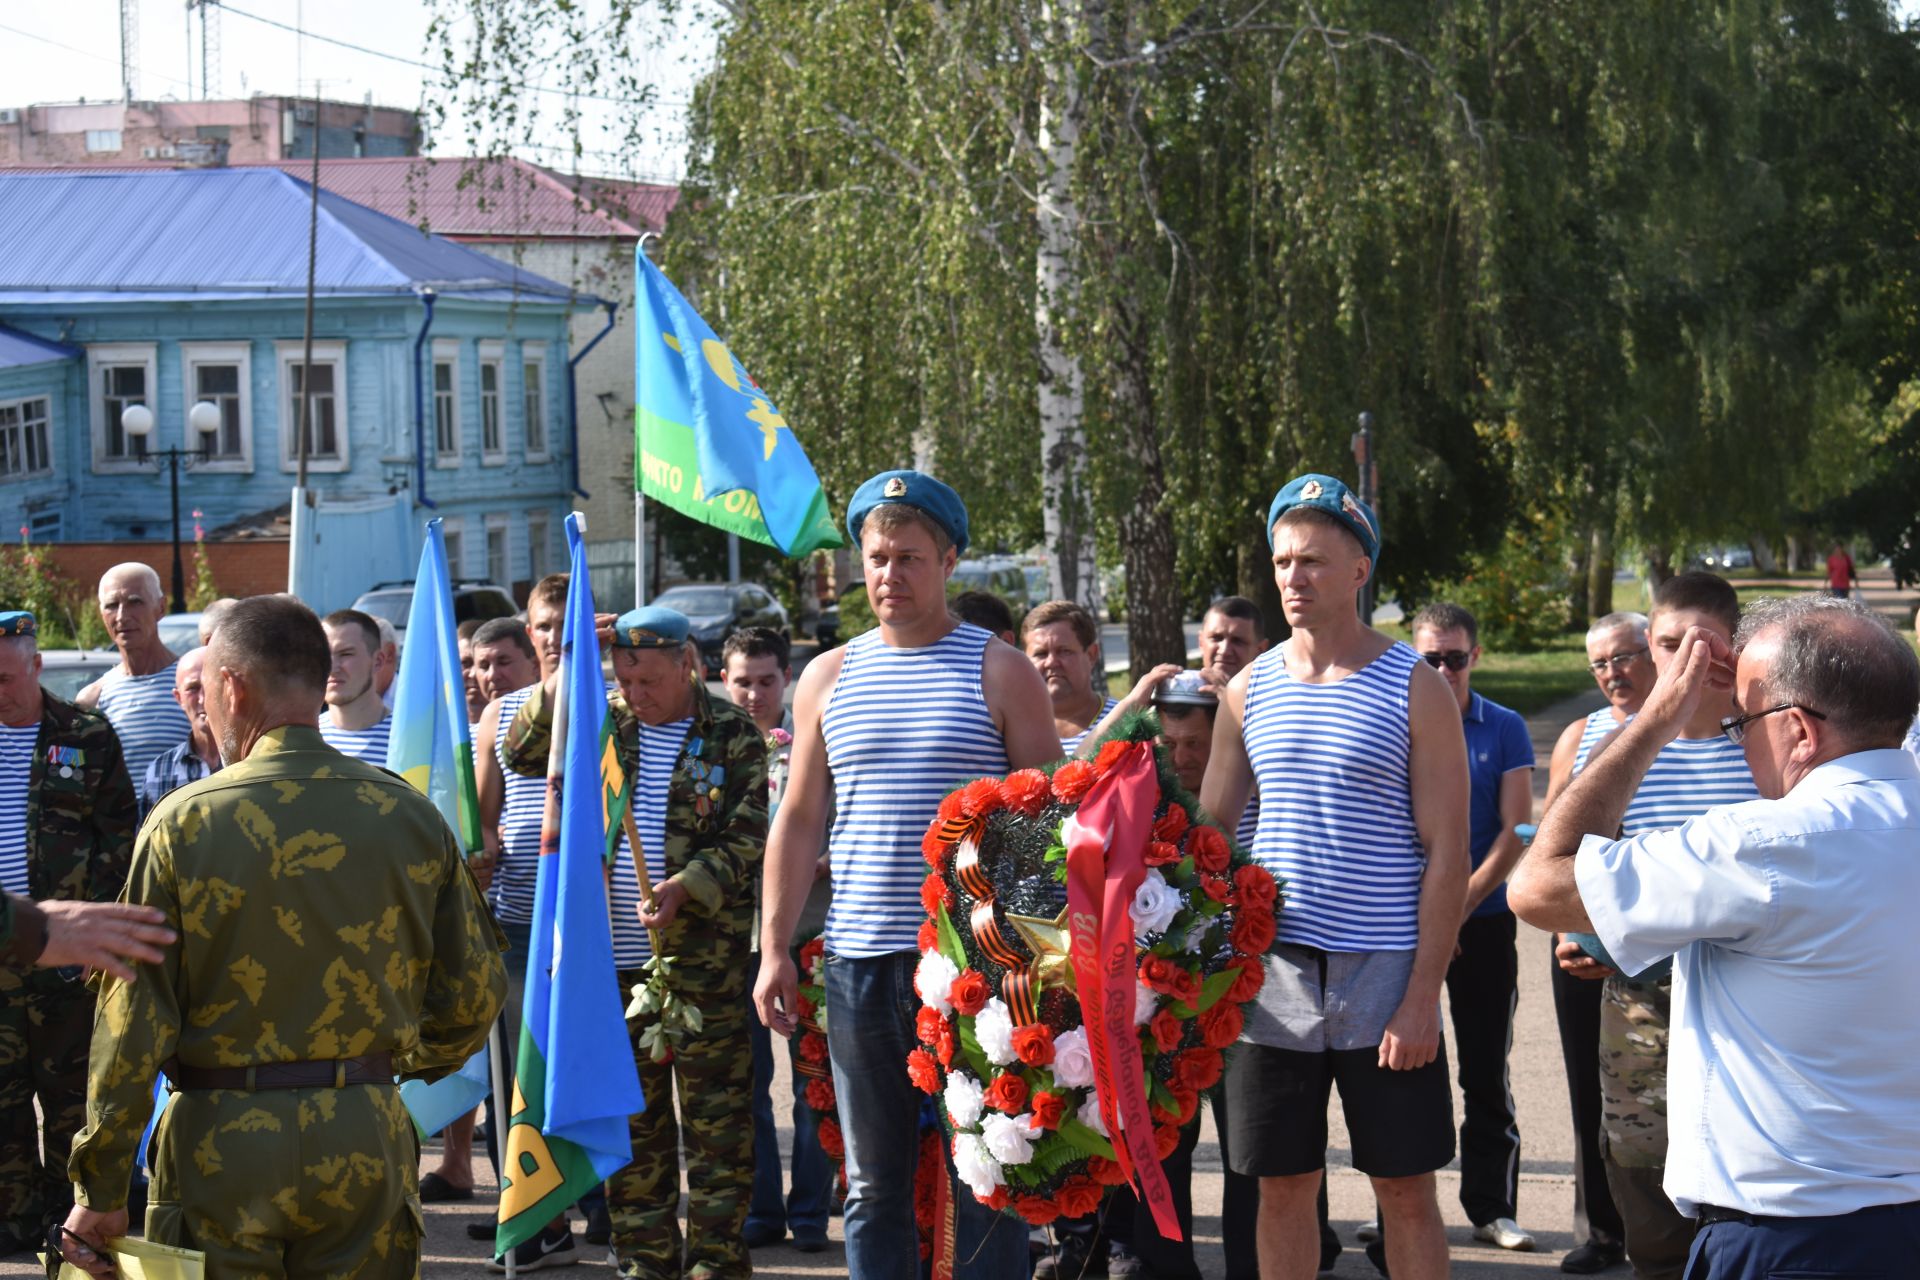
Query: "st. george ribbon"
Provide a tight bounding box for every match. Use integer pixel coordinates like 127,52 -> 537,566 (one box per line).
1064,742 -> 1182,1242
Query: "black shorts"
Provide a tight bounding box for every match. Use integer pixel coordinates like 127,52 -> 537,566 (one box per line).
1223,1039 -> 1455,1179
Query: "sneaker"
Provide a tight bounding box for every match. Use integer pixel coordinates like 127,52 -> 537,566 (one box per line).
1033,1242 -> 1109,1280
1355,1219 -> 1381,1244
1472,1218 -> 1536,1251
488,1225 -> 579,1272
1108,1245 -> 1147,1279
741,1221 -> 784,1249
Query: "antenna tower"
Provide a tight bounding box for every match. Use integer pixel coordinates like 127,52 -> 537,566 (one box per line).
190,0 -> 221,98
121,0 -> 140,102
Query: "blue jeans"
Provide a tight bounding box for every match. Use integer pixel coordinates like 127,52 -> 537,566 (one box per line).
824,949 -> 1026,1280
746,949 -> 831,1241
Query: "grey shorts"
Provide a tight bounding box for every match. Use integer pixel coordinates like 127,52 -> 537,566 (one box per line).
1241,943 -> 1420,1051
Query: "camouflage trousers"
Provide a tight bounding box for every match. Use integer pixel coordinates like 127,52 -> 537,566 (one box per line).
0,981 -> 90,1240
147,1082 -> 422,1280
1598,973 -> 1671,1169
608,968 -> 754,1280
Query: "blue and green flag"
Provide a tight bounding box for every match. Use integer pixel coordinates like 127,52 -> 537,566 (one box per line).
387,519 -> 490,1137
497,514 -> 644,1255
634,253 -> 843,556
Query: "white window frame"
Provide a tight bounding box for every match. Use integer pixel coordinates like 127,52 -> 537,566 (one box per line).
521,342 -> 550,462
0,396 -> 54,483
178,342 -> 254,473
84,129 -> 122,153
88,343 -> 158,472
484,513 -> 511,588
441,516 -> 467,578
479,340 -> 506,464
275,340 -> 350,472
526,510 -> 551,580
432,337 -> 462,469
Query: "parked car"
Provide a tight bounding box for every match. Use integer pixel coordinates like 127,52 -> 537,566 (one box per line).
158,612 -> 203,656
951,558 -> 1033,612
351,581 -> 519,642
40,649 -> 118,702
653,582 -> 790,675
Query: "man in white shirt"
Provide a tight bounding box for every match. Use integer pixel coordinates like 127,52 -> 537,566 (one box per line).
1511,594 -> 1920,1278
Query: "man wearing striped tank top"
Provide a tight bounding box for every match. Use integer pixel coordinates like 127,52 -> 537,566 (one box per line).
1538,610 -> 1651,1274
754,471 -> 1058,1280
1202,474 -> 1470,1280
1023,600 -> 1120,755
317,610 -> 394,765
1579,574 -> 1757,1280
75,563 -> 190,791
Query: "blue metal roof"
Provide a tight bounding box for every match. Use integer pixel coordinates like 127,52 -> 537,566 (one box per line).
0,169 -> 596,306
0,322 -> 80,370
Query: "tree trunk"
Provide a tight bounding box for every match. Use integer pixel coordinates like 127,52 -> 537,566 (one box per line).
1586,522 -> 1615,619
1748,533 -> 1777,574
1112,307 -> 1185,681
1567,522 -> 1592,627
1238,523 -> 1288,646
1645,543 -> 1675,588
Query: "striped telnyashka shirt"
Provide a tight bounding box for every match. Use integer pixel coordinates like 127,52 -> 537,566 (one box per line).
95,664 -> 189,790
319,712 -> 393,767
490,684 -> 544,925
1243,641 -> 1424,953
0,723 -> 38,894
609,717 -> 692,970
822,624 -> 1009,958
1572,706 -> 1621,775
1059,697 -> 1119,756
1621,734 -> 1758,838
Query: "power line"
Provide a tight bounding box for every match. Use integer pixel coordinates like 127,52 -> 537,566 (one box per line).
0,20 -> 195,93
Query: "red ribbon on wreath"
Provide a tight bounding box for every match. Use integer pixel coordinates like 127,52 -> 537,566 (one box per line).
1065,741 -> 1182,1242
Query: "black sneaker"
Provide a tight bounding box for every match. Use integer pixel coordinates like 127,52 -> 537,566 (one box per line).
488,1225 -> 578,1272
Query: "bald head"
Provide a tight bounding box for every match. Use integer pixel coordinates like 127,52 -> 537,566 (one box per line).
1735,595 -> 1920,751
96,561 -> 169,667
99,562 -> 163,605
174,646 -> 212,739
175,646 -> 205,690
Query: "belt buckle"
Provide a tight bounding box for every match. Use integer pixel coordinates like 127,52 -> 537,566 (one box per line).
334,1060 -> 347,1089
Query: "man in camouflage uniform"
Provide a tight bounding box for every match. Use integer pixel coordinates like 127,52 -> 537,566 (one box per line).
0,610 -> 137,1251
57,596 -> 505,1280
506,605 -> 767,1280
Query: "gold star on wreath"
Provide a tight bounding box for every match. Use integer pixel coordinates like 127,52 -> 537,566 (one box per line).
1006,905 -> 1077,994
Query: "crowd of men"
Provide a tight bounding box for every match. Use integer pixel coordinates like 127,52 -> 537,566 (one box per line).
2,464 -> 1916,1280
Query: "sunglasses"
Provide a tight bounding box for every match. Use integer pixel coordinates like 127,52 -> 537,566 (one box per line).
1720,702 -> 1826,746
1420,650 -> 1472,672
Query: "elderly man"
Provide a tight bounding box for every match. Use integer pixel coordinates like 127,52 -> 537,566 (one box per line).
196,598 -> 238,647
0,611 -> 138,1251
1024,599 -> 1119,753
319,609 -> 394,764
505,605 -> 768,1280
1511,595 -> 1920,1278
75,563 -> 191,788
58,595 -> 505,1280
137,647 -> 221,817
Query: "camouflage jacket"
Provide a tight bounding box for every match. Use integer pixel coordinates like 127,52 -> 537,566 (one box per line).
0,692 -> 138,996
504,678 -> 768,986
68,725 -> 507,1210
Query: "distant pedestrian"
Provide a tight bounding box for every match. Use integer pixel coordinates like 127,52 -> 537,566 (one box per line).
137,646 -> 221,818
75,563 -> 191,788
1824,542 -> 1857,598
318,610 -> 394,764
1023,599 -> 1117,754
948,590 -> 1018,647
1199,595 -> 1269,690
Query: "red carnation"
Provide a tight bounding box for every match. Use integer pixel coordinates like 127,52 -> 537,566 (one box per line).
958,777 -> 1004,820
1187,824 -> 1231,875
1016,1196 -> 1060,1226
1051,760 -> 1098,804
1168,966 -> 1201,1006
984,1073 -> 1029,1115
917,920 -> 940,953
907,1048 -> 942,1094
1093,738 -> 1133,774
921,874 -> 952,918
1030,1089 -> 1067,1130
805,1077 -> 837,1112
818,1116 -> 845,1158
1225,954 -> 1266,1003
1199,1000 -> 1244,1049
1234,862 -> 1279,908
949,970 -> 991,1017
915,1005 -> 946,1046
1170,1082 -> 1200,1125
798,936 -> 825,971
1154,1123 -> 1181,1159
1011,1023 -> 1055,1068
1087,1155 -> 1129,1186
795,990 -> 816,1020
981,1185 -> 1011,1212
1002,768 -> 1051,816
1055,1177 -> 1103,1219
1175,1047 -> 1224,1092
800,1032 -> 829,1064
1200,873 -> 1231,904
935,1020 -> 958,1068
1153,803 -> 1189,844
1151,1094 -> 1181,1126
1144,841 -> 1182,868
1231,905 -> 1277,956
1138,953 -> 1179,996
1149,1007 -> 1184,1054
935,789 -> 966,826
921,824 -> 949,870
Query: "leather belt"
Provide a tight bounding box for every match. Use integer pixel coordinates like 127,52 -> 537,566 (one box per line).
164,1053 -> 394,1092
1695,1205 -> 1761,1227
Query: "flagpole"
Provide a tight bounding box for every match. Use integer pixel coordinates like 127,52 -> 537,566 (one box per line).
634,490 -> 647,609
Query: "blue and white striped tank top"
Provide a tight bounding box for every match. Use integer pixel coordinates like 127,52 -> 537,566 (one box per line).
0,723 -> 38,895
320,713 -> 393,767
1572,707 -> 1619,775
822,624 -> 1009,957
1621,735 -> 1758,837
95,664 -> 189,789
1060,698 -> 1119,755
1243,641 -> 1423,952
608,717 -> 692,970
490,685 -> 544,924
1236,793 -> 1260,848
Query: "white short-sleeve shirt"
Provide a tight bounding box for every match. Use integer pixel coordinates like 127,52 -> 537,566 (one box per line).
1575,749 -> 1920,1218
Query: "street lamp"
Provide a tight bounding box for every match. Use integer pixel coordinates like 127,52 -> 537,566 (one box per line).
121,401 -> 221,614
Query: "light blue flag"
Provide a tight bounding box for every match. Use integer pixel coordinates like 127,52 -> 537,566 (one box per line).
388,519 -> 491,1136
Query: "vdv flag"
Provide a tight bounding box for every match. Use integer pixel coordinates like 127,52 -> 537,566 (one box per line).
634,253 -> 843,556
388,519 -> 490,1137
498,514 -> 644,1255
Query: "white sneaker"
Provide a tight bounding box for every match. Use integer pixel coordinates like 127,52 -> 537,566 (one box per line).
1355,1219 -> 1380,1243
1472,1218 -> 1536,1251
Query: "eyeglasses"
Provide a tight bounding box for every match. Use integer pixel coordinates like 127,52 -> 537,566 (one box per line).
1420,650 -> 1472,672
1720,702 -> 1827,745
1588,648 -> 1648,674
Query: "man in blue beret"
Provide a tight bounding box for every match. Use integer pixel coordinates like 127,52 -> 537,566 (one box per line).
754,469 -> 1059,1280
503,603 -> 769,1280
1202,473 -> 1470,1280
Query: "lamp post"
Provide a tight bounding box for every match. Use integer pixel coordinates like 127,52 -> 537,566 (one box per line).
121,401 -> 221,614
1351,411 -> 1378,624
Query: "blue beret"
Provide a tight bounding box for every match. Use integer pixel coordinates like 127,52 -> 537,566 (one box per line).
845,470 -> 970,555
0,611 -> 35,638
1267,473 -> 1381,575
612,606 -> 691,649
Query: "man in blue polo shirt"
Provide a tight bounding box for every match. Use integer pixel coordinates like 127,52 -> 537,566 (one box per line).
1410,602 -> 1537,1253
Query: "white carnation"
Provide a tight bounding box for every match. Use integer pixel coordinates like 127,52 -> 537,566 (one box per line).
944,1071 -> 986,1130
1131,869 -> 1182,942
974,997 -> 1016,1066
1078,1093 -> 1110,1138
1051,1027 -> 1094,1089
981,1111 -> 1036,1165
1134,979 -> 1158,1026
951,1133 -> 1004,1200
915,950 -> 959,1013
